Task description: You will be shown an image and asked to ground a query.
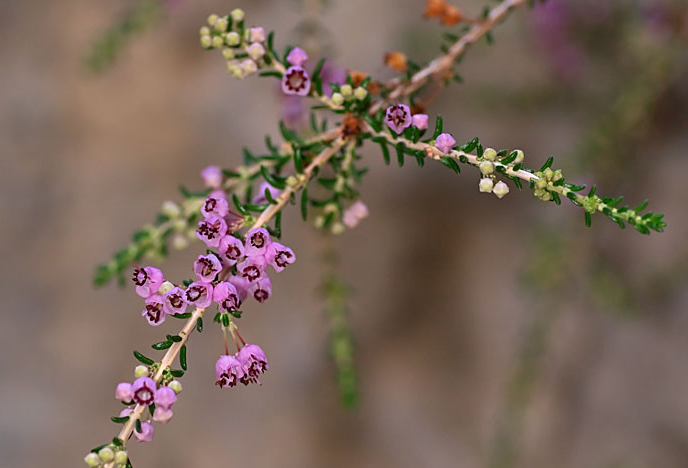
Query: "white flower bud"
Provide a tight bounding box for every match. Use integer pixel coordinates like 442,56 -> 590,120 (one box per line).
161,200 -> 180,218
483,147 -> 497,161
331,93 -> 344,106
479,161 -> 494,175
324,203 -> 338,215
241,59 -> 257,75
247,42 -> 265,61
214,17 -> 228,32
226,32 -> 241,46
331,222 -> 345,235
172,233 -> 189,250
340,84 -> 353,96
354,87 -> 368,100
226,60 -> 242,78
513,149 -> 524,164
543,167 -> 554,180
230,8 -> 245,22
207,14 -> 219,26
114,451 -> 128,465
479,178 -> 494,193
200,35 -> 212,48
158,281 -> 174,295
493,181 -> 510,199
168,380 -> 183,394
84,453 -> 101,467
314,216 -> 325,228
134,365 -> 149,378
98,447 -> 114,463
199,26 -> 210,36
222,48 -> 234,60
211,36 -> 224,48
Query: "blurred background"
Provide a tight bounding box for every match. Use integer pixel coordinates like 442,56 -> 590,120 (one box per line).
1,0 -> 687,467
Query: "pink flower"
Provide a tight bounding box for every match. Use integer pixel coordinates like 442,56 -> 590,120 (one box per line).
265,242 -> 295,273
201,194 -> 229,218
228,275 -> 250,302
434,133 -> 456,154
412,113 -> 429,130
342,201 -> 369,228
286,47 -> 308,67
252,182 -> 282,205
237,257 -> 265,283
132,266 -> 164,298
200,165 -> 223,189
249,276 -> 272,303
196,216 -> 227,248
153,407 -> 173,424
238,344 -> 268,385
131,377 -> 156,406
219,235 -> 244,266
134,421 -> 154,442
162,286 -> 187,316
385,104 -> 412,134
185,281 -> 214,308
142,295 -> 166,326
213,281 -> 242,312
215,355 -> 244,388
282,66 -> 311,96
115,383 -> 133,402
154,386 -> 177,409
245,228 -> 271,257
193,254 -> 223,282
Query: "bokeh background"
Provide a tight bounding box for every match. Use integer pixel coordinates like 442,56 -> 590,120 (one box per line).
1,0 -> 687,467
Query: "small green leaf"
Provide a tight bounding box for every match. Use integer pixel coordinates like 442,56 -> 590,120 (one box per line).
222,313 -> 230,327
584,212 -> 592,228
170,369 -> 184,378
539,156 -> 554,171
440,156 -> 461,174
301,188 -> 308,221
196,317 -> 203,333
180,344 -> 187,371
133,351 -> 154,366
151,341 -> 172,351
172,312 -> 192,319
111,416 -> 130,424
432,115 -> 443,139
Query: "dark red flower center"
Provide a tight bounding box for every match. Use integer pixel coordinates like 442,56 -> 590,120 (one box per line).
286,69 -> 308,92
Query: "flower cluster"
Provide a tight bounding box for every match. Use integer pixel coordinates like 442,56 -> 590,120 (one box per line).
385,104 -> 428,135
199,9 -> 270,79
216,343 -> 269,388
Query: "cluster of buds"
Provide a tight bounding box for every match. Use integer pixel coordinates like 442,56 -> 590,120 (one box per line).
385,104 -> 428,134
330,79 -> 369,106
84,446 -> 128,468
200,9 -> 269,79
533,166 -> 563,202
477,147 -> 510,199
216,343 -> 269,388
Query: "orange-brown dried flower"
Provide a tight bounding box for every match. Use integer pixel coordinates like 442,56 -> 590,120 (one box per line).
384,51 -> 408,73
349,70 -> 368,87
440,5 -> 463,26
342,113 -> 362,137
424,0 -> 447,18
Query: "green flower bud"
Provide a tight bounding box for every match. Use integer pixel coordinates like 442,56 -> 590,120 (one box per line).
199,26 -> 210,36
230,8 -> 245,22
483,147 -> 497,161
172,234 -> 189,250
158,281 -> 174,295
84,453 -> 101,467
222,48 -> 235,60
535,178 -> 547,190
286,175 -> 298,187
479,161 -> 494,175
168,380 -> 183,394
226,32 -> 241,46
211,36 -> 224,48
200,35 -> 212,48
331,93 -> 344,106
214,17 -> 228,32
340,84 -> 353,97
114,451 -> 128,465
314,216 -> 325,229
354,87 -> 368,100
98,447 -> 114,463
207,14 -> 219,26
543,168 -> 554,180
331,222 -> 345,235
134,365 -> 149,378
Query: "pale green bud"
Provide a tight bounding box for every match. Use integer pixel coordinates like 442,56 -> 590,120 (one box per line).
172,233 -> 189,250
226,32 -> 241,46
535,178 -> 547,190
331,222 -> 345,235
483,147 -> 497,161
134,365 -> 149,378
200,35 -> 212,48
479,178 -> 494,193
354,87 -> 368,100
324,203 -> 338,215
214,17 -> 228,32
513,149 -> 524,164
230,8 -> 245,22
553,169 -> 563,181
158,281 -> 174,295
161,200 -> 180,218
168,380 -> 183,394
286,175 -> 299,187
314,216 -> 325,229
241,59 -> 257,75
493,181 -> 510,199
222,48 -> 234,60
84,453 -> 101,467
98,447 -> 114,463
247,42 -> 265,61
340,84 -> 353,97
207,14 -> 219,26
199,26 -> 210,36
211,36 -> 224,48
479,161 -> 494,175
543,168 -> 554,180
114,451 -> 128,465
331,93 -> 344,106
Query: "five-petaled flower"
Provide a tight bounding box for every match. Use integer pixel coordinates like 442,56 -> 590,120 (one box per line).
219,235 -> 245,266
162,286 -> 188,316
213,281 -> 242,312
215,354 -> 244,388
132,266 -> 164,298
142,295 -> 166,326
385,104 -> 412,134
193,254 -> 223,282
132,377 -> 157,406
185,281 -> 214,308
201,194 -> 229,218
196,216 -> 227,248
238,344 -> 269,385
266,242 -> 296,273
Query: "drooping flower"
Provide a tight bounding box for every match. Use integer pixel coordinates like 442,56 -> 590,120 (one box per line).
200,165 -> 223,189
412,113 -> 429,130
286,47 -> 308,67
385,104 -> 412,134
493,181 -> 510,199
201,194 -> 229,218
213,281 -> 242,312
185,281 -> 214,308
196,216 -> 227,248
237,344 -> 269,385
249,276 -> 272,303
219,235 -> 244,266
265,242 -> 296,273
215,354 -> 244,388
131,377 -> 157,406
142,295 -> 166,326
132,266 -> 164,298
115,382 -> 133,402
282,66 -> 311,96
237,257 -> 266,283
342,201 -> 370,229
252,181 -> 282,205
244,228 -> 271,257
193,254 -> 223,282
154,386 -> 177,409
134,421 -> 154,443
434,132 -> 456,154
162,286 -> 187,316
152,407 -> 174,424
228,274 -> 250,302
479,178 -> 494,193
